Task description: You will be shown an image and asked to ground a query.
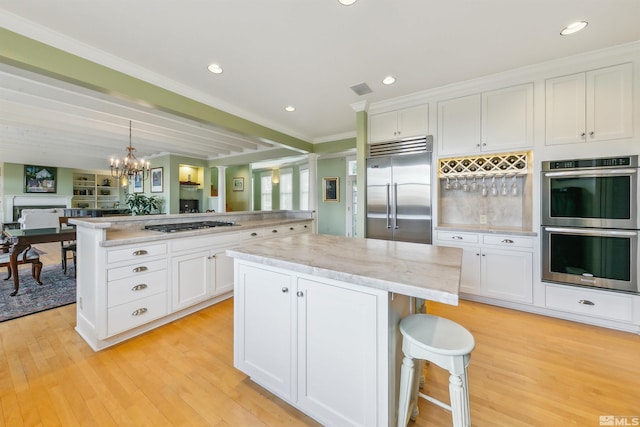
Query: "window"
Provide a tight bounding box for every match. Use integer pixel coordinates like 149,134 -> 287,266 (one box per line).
299,168 -> 309,210
279,168 -> 293,210
260,172 -> 272,210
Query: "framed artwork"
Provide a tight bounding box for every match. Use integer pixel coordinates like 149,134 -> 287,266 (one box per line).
24,165 -> 57,193
133,173 -> 144,193
322,177 -> 339,202
232,177 -> 244,192
151,167 -> 163,193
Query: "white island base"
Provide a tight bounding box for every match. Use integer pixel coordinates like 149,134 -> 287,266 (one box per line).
229,234 -> 462,427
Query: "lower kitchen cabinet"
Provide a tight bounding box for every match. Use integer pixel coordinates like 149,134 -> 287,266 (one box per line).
172,249 -> 212,310
234,261 -> 389,427
436,231 -> 533,304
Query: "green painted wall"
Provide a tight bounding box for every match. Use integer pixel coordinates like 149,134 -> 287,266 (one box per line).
317,157 -> 347,236
226,165 -> 250,211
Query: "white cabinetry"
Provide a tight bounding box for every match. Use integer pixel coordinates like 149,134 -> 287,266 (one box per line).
437,83 -> 533,156
545,63 -> 633,145
545,284 -> 634,323
235,261 -> 389,427
369,104 -> 429,143
72,172 -> 120,209
436,231 -> 533,304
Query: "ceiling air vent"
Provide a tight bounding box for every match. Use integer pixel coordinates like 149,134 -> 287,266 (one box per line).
350,82 -> 373,96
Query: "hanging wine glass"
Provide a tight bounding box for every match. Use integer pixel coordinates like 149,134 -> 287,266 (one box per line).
500,175 -> 508,196
511,175 -> 519,196
452,177 -> 461,190
444,177 -> 451,190
462,176 -> 470,192
490,176 -> 498,196
481,176 -> 488,197
470,176 -> 478,192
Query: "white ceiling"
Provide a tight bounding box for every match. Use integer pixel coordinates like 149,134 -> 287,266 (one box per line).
1,0 -> 640,170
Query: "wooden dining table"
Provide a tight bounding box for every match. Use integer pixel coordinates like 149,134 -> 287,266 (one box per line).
2,226 -> 76,296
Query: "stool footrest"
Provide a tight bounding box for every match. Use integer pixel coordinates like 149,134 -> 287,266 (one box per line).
418,392 -> 452,412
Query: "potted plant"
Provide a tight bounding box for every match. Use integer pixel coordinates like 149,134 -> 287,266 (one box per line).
125,193 -> 162,215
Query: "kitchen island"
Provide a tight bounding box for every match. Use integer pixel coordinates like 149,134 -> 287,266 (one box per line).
228,234 -> 462,427
70,210 -> 314,351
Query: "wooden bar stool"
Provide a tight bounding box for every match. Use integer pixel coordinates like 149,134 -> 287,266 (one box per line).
397,314 -> 475,427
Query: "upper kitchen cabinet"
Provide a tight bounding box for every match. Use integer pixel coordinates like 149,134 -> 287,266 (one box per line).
368,104 -> 428,143
545,63 -> 633,146
438,83 -> 534,156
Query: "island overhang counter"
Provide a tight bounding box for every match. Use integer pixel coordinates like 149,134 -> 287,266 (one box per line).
227,234 -> 462,427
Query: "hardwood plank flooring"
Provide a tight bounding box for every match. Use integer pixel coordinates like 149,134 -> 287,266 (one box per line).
1,242 -> 638,426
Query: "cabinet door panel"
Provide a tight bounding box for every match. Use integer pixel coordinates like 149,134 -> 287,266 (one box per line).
172,250 -> 210,310
483,84 -> 533,151
481,248 -> 532,303
587,63 -> 633,142
437,94 -> 481,156
213,248 -> 234,295
297,278 -> 379,427
459,246 -> 481,295
235,264 -> 293,400
545,73 -> 586,145
369,111 -> 398,143
398,104 -> 429,140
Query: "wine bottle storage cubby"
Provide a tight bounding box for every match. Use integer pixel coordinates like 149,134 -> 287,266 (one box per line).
439,152 -> 529,177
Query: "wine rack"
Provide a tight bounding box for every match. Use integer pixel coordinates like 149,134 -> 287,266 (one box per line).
438,152 -> 529,177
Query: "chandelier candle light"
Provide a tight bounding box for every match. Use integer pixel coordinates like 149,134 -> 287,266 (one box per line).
110,121 -> 150,181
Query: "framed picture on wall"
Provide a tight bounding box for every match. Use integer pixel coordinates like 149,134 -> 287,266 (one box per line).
24,165 -> 57,193
133,173 -> 144,193
232,177 -> 244,192
322,177 -> 339,202
151,167 -> 163,193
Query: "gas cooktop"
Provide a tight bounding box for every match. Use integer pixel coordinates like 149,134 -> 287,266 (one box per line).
144,221 -> 237,233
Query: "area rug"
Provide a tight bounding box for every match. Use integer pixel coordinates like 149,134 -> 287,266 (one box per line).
0,264 -> 75,322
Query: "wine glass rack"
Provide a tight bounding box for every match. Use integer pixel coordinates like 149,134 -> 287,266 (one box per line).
438,152 -> 529,177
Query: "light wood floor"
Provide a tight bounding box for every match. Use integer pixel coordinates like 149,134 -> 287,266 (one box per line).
1,243 -> 639,426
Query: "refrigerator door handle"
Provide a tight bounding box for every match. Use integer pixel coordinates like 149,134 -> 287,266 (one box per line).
386,184 -> 391,229
393,183 -> 399,229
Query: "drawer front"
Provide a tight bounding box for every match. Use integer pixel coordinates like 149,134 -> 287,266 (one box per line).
107,292 -> 168,337
546,285 -> 633,322
483,235 -> 533,249
108,269 -> 168,308
107,243 -> 167,264
171,231 -> 244,252
108,258 -> 167,282
436,231 -> 479,245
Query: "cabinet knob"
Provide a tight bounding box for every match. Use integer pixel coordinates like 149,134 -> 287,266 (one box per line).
296,291 -> 304,297
132,266 -> 148,273
131,284 -> 148,291
482,142 -> 486,147
578,299 -> 595,306
282,287 -> 289,293
250,232 -> 258,237
476,143 -> 480,147
272,229 -> 278,233
132,250 -> 148,256
589,131 -> 594,136
481,253 -> 486,256
207,255 -> 216,259
290,227 -> 294,231
131,308 -> 148,316
581,132 -> 586,137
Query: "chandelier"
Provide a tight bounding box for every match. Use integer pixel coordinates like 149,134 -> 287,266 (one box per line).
110,121 -> 150,181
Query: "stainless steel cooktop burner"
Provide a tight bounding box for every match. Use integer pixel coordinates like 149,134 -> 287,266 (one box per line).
144,221 -> 237,233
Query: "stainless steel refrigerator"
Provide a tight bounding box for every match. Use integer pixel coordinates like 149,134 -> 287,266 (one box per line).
366,137 -> 432,244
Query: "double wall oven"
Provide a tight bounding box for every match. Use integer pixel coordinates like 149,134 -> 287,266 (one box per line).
541,155 -> 639,294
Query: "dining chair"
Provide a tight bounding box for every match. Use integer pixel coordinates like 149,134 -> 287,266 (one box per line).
58,216 -> 76,277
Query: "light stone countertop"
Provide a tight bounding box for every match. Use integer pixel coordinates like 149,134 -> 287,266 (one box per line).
227,234 -> 462,305
436,224 -> 537,237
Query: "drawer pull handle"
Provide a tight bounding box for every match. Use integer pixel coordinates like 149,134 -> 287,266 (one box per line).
501,239 -> 514,244
131,284 -> 148,291
297,291 -> 304,297
132,266 -> 148,273
272,229 -> 278,233
250,232 -> 258,237
131,308 -> 148,316
290,227 -> 294,231
578,299 -> 595,306
132,250 -> 148,256
282,287 -> 289,293
304,225 -> 308,228
452,236 -> 463,240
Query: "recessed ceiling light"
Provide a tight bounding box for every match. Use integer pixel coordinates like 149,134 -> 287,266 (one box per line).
285,106 -> 296,112
207,63 -> 223,74
382,76 -> 396,85
560,21 -> 588,36
338,0 -> 357,5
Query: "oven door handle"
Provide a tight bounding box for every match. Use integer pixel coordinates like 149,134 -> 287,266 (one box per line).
543,168 -> 637,178
544,227 -> 638,237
